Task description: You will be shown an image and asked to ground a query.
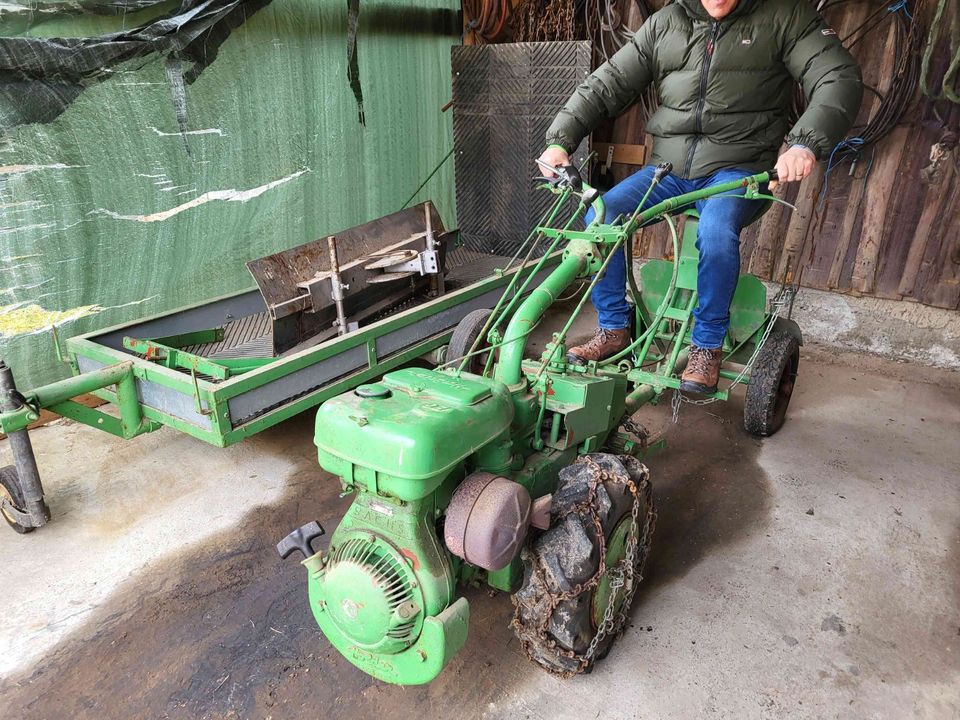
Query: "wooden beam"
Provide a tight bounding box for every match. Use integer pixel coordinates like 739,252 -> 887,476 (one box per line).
774,164 -> 825,284
827,162 -> 869,289
850,125 -> 909,293
898,160 -> 955,297
592,142 -> 647,167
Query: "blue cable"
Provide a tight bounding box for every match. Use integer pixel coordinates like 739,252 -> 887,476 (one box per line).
887,0 -> 912,20
818,137 -> 865,211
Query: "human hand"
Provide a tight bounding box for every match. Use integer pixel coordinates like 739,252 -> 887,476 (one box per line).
772,145 -> 816,189
536,146 -> 570,178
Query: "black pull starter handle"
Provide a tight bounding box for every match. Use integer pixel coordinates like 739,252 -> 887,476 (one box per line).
277,520 -> 325,560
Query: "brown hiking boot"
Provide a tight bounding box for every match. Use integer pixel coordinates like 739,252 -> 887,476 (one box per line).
680,344 -> 723,395
566,328 -> 631,364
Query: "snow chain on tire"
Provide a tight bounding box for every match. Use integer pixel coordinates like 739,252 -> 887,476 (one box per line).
510,454 -> 656,678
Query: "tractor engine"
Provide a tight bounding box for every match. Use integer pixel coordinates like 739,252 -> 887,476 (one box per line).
304,367 -> 522,684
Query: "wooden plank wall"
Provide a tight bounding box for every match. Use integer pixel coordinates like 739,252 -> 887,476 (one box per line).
605,0 -> 960,311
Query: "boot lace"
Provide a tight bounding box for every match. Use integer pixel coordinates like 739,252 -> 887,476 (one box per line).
687,345 -> 713,376
582,328 -> 619,351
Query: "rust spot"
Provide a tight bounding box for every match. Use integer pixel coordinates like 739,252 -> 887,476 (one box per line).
400,548 -> 420,571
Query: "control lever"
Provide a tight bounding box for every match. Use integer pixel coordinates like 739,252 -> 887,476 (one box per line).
277,520 -> 326,559
533,159 -> 583,190
653,162 -> 673,182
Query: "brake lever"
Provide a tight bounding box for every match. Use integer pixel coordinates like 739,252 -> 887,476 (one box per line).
534,159 -> 583,190
532,175 -> 562,186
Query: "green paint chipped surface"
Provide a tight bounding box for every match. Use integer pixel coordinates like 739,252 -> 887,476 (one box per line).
0,0 -> 458,388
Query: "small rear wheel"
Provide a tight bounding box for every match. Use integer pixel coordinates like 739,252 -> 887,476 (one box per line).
0,465 -> 34,534
743,326 -> 800,437
511,454 -> 655,676
447,309 -> 493,375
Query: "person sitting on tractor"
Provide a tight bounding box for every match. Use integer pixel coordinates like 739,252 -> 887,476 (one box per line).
539,0 -> 861,394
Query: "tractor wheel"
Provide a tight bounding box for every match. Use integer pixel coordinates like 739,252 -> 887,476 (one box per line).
0,465 -> 33,534
743,326 -> 800,437
447,309 -> 493,375
511,454 -> 655,676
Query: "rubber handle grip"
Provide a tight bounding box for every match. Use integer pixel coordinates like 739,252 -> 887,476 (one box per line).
277,520 -> 325,559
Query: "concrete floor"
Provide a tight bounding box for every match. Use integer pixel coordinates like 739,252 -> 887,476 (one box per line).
1,318 -> 958,719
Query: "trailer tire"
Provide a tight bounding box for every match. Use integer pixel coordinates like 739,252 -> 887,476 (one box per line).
511,454 -> 655,676
447,309 -> 493,376
743,327 -> 800,437
0,465 -> 33,534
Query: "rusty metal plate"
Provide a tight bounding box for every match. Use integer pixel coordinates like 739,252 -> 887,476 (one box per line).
245,202 -> 445,317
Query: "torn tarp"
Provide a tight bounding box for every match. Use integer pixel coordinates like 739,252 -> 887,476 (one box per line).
0,0 -> 273,133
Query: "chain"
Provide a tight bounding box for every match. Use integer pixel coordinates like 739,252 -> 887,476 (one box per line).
515,0 -> 582,42
621,416 -> 649,452
671,286 -> 795,423
511,454 -> 654,678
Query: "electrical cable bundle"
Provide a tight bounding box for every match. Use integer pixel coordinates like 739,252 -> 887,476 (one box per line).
816,0 -> 924,167
585,0 -> 646,63
584,0 -> 657,120
464,0 -> 511,44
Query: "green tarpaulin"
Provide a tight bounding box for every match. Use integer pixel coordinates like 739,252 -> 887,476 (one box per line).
0,0 -> 459,388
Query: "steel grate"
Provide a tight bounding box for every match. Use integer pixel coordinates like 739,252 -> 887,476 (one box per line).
452,41 -> 590,260
183,312 -> 273,359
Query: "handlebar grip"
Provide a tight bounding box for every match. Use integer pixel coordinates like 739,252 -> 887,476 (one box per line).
561,164 -> 583,190
653,162 -> 673,181
767,168 -> 779,181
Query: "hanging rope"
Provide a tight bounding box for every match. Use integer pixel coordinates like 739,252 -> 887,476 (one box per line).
463,0 -> 511,44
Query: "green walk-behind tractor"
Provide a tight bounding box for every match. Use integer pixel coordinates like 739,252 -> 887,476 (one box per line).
277,163 -> 803,684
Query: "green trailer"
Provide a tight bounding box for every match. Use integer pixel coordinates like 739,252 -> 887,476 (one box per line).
0,203 -> 561,533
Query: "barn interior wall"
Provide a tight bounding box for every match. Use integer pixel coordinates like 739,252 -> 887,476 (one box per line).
598,0 -> 960,313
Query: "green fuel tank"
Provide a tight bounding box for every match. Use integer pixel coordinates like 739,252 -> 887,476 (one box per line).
314,367 -> 514,499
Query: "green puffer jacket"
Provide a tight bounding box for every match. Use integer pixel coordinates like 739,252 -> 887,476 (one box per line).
546,0 -> 862,178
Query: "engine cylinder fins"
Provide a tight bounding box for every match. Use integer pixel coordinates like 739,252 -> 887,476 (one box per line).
320,534 -> 424,653
443,472 -> 532,571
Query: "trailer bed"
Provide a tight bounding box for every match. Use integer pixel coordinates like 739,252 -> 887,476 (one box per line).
66,246 -> 559,447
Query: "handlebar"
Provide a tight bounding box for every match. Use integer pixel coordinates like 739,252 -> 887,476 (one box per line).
536,161 -> 778,227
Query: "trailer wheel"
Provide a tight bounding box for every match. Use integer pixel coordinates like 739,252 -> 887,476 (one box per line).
511,454 -> 655,676
447,309 -> 493,375
0,466 -> 33,534
743,327 -> 800,437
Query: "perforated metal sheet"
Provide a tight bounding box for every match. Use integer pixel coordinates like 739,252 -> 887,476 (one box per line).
452,41 -> 590,259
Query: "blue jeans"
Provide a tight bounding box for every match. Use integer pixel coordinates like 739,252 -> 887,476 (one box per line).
585,165 -> 766,349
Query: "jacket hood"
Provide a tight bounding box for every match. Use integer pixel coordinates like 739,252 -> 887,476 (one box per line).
675,0 -> 761,23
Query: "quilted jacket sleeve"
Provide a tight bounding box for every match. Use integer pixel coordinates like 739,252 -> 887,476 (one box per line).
544,18 -> 656,153
783,1 -> 863,159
